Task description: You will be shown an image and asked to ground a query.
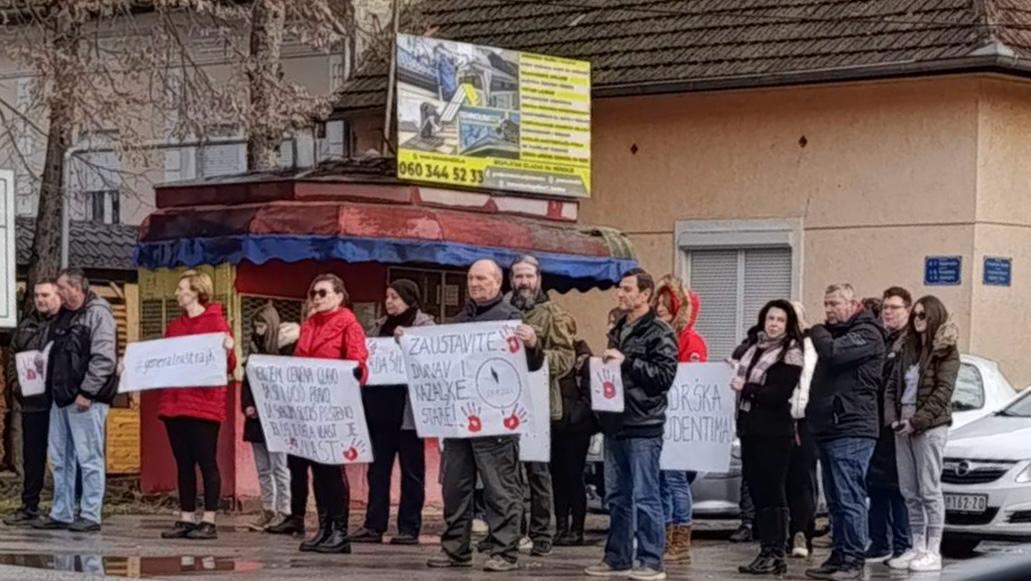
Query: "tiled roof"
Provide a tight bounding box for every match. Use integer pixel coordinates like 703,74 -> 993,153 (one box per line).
16,217 -> 139,272
335,0 -> 1031,113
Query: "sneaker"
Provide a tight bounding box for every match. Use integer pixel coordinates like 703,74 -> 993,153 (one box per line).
31,516 -> 71,530
3,508 -> 40,527
349,527 -> 384,543
518,536 -> 533,552
584,562 -> 632,577
825,563 -> 864,580
390,532 -> 420,546
161,521 -> 197,539
185,522 -> 217,540
427,553 -> 472,568
805,556 -> 842,579
628,567 -> 667,581
483,556 -> 518,572
909,552 -> 942,572
472,518 -> 489,534
864,547 -> 891,564
248,510 -> 275,532
792,532 -> 810,558
531,540 -> 553,557
68,518 -> 101,533
729,524 -> 753,543
887,549 -> 920,570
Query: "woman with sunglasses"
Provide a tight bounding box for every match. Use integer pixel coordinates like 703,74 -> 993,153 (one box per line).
885,296 -> 958,573
282,274 -> 369,554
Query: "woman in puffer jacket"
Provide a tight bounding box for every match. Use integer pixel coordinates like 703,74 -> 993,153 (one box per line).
885,296 -> 959,573
158,270 -> 236,541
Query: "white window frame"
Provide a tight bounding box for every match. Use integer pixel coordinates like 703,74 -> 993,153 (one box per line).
675,218 -> 804,340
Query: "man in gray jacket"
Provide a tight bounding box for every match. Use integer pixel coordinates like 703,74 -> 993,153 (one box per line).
32,268 -> 117,533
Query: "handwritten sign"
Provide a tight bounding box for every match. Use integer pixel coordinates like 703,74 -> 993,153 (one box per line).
366,337 -> 408,386
119,333 -> 227,393
400,320 -> 533,439
589,357 -> 625,413
660,362 -> 735,472
246,355 -> 373,465
519,368 -> 550,463
15,345 -> 50,397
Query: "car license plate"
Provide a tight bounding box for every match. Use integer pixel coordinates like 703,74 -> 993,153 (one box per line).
945,493 -> 988,514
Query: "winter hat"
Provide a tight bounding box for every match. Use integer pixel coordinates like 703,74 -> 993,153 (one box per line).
389,279 -> 421,309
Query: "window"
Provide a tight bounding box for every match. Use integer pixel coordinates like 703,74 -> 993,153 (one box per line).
196,125 -> 246,178
69,133 -> 121,223
953,363 -> 985,412
88,189 -> 120,224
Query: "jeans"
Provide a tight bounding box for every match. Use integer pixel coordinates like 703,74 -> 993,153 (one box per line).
21,410 -> 50,512
604,436 -> 665,571
660,470 -> 695,525
868,487 -> 910,555
49,402 -> 109,524
896,426 -> 948,548
819,437 -> 876,563
252,442 -> 291,515
165,417 -> 221,512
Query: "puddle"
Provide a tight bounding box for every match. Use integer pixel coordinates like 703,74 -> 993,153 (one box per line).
0,554 -> 262,578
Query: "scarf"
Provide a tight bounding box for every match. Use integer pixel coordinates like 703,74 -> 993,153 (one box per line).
735,332 -> 804,386
380,307 -> 419,338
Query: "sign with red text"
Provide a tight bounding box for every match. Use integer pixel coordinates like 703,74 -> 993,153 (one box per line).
660,362 -> 735,472
246,355 -> 373,465
589,357 -> 625,413
400,320 -> 533,439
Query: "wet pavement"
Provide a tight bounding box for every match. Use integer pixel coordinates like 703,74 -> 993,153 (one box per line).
0,513 -> 1023,580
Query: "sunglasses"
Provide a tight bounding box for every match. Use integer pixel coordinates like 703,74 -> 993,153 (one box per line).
309,289 -> 331,299
914,311 -> 927,321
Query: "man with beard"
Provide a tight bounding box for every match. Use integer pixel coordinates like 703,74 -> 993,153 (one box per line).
508,255 -> 576,556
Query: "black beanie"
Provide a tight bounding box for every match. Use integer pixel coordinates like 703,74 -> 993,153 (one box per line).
390,279 -> 421,309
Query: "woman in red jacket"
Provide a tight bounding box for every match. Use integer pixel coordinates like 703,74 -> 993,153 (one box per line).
159,270 -> 236,541
291,273 -> 369,554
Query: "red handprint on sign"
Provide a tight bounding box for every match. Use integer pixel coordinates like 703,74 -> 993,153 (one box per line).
503,403 -> 529,431
342,438 -> 368,463
506,336 -> 521,353
599,367 -> 618,400
461,402 -> 484,433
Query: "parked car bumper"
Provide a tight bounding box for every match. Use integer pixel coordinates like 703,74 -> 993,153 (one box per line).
943,460 -> 1031,542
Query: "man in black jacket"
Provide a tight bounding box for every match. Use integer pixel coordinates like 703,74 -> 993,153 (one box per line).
3,280 -> 62,526
428,259 -> 545,573
805,283 -> 886,581
585,268 -> 678,581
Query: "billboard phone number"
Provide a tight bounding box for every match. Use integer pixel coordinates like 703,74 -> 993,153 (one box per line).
398,161 -> 484,185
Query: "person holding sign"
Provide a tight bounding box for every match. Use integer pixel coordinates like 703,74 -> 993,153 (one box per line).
585,268 -> 678,581
289,273 -> 369,555
157,271 -> 236,541
550,339 -> 595,547
350,279 -> 433,546
3,279 -> 61,527
732,300 -> 805,576
425,259 -> 544,572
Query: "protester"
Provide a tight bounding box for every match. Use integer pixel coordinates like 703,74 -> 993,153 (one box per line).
33,268 -> 118,533
507,255 -> 576,557
865,287 -> 913,563
3,280 -> 61,526
804,284 -> 885,581
242,303 -> 299,533
585,268 -> 678,581
885,296 -> 958,573
155,270 -> 236,540
427,259 -> 544,572
862,298 -> 883,321
652,275 -> 707,564
733,300 -> 805,575
289,273 -> 369,554
350,280 -> 432,546
550,339 -> 594,547
786,301 -> 819,559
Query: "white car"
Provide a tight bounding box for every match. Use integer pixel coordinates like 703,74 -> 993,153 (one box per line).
942,386 -> 1031,556
692,354 -> 1018,517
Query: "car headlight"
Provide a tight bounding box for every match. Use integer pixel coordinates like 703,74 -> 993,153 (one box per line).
1015,463 -> 1031,483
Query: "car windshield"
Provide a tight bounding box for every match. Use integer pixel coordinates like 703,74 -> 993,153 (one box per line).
952,363 -> 985,412
998,390 -> 1031,417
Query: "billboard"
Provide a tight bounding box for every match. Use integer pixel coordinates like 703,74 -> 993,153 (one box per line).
395,34 -> 591,197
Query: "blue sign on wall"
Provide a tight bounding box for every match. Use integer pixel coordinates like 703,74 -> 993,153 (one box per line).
924,256 -> 962,286
984,257 -> 1012,287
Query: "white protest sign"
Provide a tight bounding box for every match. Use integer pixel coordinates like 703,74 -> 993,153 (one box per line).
246,354 -> 373,465
589,357 -> 625,413
660,362 -> 736,472
400,320 -> 533,439
15,347 -> 48,397
519,368 -> 550,463
365,337 -> 408,386
119,333 -> 227,393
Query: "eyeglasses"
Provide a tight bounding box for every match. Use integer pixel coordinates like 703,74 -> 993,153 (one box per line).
309,289 -> 330,299
914,311 -> 927,321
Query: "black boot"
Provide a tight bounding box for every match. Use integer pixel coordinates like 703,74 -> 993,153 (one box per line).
314,519 -> 352,554
738,548 -> 773,574
739,509 -> 788,575
299,509 -> 330,552
268,514 -> 305,535
555,516 -> 569,539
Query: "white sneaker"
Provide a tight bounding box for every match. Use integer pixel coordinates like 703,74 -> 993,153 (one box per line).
627,567 -> 667,581
791,532 -> 809,558
471,518 -> 488,534
887,550 -> 921,570
909,552 -> 942,572
518,536 -> 533,552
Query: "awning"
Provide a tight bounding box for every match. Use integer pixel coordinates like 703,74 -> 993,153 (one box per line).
135,201 -> 636,292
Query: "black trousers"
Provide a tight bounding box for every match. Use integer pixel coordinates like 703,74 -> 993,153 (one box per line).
164,417 -> 221,512
21,410 -> 50,512
786,419 -> 819,538
550,426 -> 591,532
290,455 -> 349,526
363,424 -> 425,535
742,435 -> 793,551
